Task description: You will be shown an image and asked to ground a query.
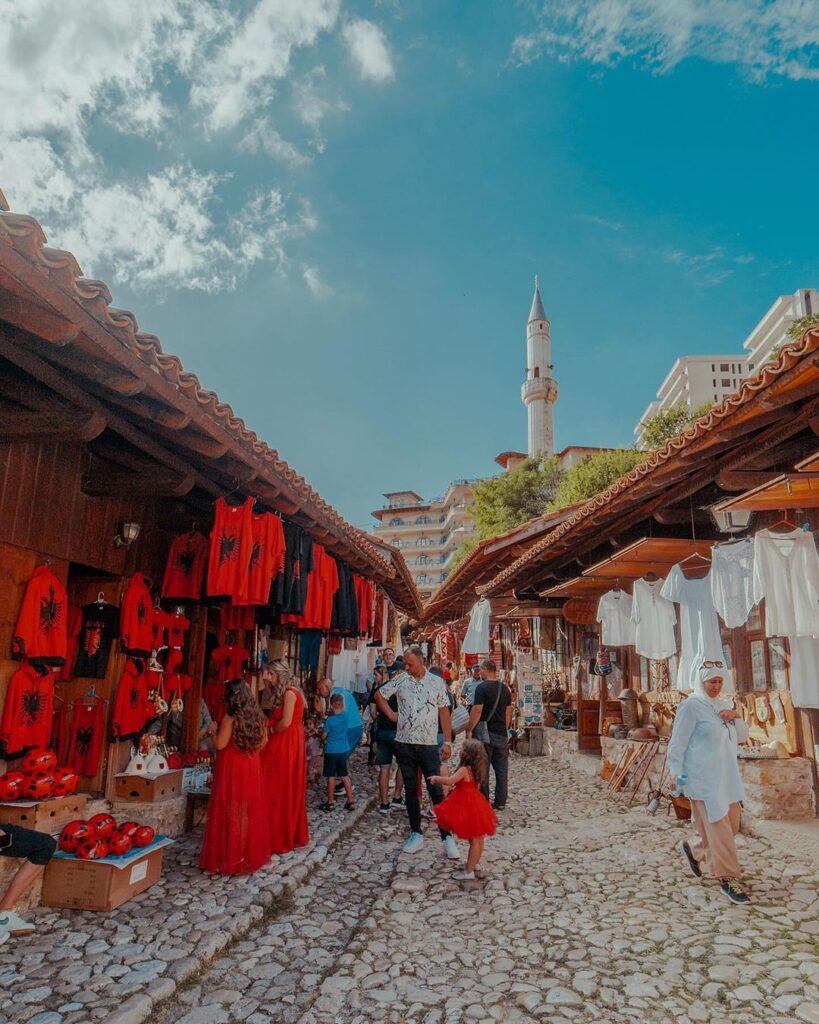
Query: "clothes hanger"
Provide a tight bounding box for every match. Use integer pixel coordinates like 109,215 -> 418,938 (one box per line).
95,591 -> 107,605
643,571 -> 659,582
768,512 -> 797,533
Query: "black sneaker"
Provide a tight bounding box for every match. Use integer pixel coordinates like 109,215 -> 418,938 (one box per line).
679,840 -> 702,878
345,801 -> 355,811
493,804 -> 506,811
392,797 -> 404,806
377,803 -> 390,814
720,878 -> 750,904
319,801 -> 335,812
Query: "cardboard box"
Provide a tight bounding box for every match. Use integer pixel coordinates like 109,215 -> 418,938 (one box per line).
0,793 -> 87,834
41,837 -> 172,911
114,770 -> 183,803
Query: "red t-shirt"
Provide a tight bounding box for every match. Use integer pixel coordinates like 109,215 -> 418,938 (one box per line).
211,645 -> 249,682
282,544 -> 340,630
120,573 -> 154,657
162,531 -> 209,600
221,604 -> 256,632
111,660 -> 153,739
66,699 -> 105,777
150,608 -> 173,651
235,513 -> 286,605
12,566 -> 69,667
207,498 -> 254,600
59,605 -> 83,682
0,663 -> 54,756
166,612 -> 190,648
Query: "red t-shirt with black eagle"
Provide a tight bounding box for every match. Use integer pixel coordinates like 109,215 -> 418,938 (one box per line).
162,531 -> 209,601
0,662 -> 54,756
207,498 -> 254,601
120,573 -> 154,657
12,565 -> 68,667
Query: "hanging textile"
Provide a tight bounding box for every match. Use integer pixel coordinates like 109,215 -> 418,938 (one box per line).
66,698 -> 105,776
752,528 -> 819,637
661,566 -> 723,692
0,663 -> 54,756
111,660 -> 152,740
710,537 -> 755,628
630,577 -> 676,661
282,544 -> 340,631
120,573 -> 154,658
270,522 -> 314,615
299,629 -> 323,672
12,565 -> 68,667
211,643 -> 249,682
462,598 -> 491,654
75,600 -> 120,679
331,560 -> 359,635
788,637 -> 819,709
162,531 -> 209,601
595,590 -> 635,646
59,605 -> 82,682
236,513 -> 286,605
207,497 -> 254,600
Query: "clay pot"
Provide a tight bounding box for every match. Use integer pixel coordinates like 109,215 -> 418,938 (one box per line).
628,727 -> 656,741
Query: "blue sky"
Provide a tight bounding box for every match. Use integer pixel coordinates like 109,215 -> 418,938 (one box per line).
1,1 -> 818,529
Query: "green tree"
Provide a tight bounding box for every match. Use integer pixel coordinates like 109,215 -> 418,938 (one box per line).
471,456 -> 564,538
787,313 -> 819,342
550,449 -> 644,510
639,401 -> 713,450
448,537 -> 479,572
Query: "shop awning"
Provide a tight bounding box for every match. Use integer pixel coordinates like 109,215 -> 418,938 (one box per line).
714,450 -> 819,513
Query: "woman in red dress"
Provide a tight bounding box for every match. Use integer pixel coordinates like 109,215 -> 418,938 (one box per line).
200,680 -> 271,875
260,660 -> 309,855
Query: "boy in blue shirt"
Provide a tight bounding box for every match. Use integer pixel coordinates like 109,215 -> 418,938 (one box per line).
321,694 -> 355,811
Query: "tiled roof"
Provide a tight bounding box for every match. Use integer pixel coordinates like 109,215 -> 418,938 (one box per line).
479,326 -> 819,597
0,190 -> 421,615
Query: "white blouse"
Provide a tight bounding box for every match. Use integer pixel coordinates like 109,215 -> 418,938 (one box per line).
710,537 -> 755,628
630,577 -> 677,660
788,637 -> 819,710
596,590 -> 635,646
661,566 -> 724,692
752,528 -> 819,637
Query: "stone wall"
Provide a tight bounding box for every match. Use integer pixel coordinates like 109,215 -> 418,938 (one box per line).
739,757 -> 816,821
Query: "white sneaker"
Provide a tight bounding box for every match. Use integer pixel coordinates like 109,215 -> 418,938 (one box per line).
452,869 -> 475,881
0,932 -> 8,946
403,832 -> 424,854
443,835 -> 460,860
0,911 -> 34,936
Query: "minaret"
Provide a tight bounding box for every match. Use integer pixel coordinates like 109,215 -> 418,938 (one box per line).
521,275 -> 558,457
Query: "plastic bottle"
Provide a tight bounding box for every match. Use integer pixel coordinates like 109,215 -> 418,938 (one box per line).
669,772 -> 688,798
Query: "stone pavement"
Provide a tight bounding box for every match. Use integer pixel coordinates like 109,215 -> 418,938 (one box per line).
2,755 -> 818,1024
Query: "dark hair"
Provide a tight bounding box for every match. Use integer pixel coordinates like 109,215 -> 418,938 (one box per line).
329,693 -> 344,709
225,680 -> 267,752
429,665 -> 444,679
459,738 -> 487,788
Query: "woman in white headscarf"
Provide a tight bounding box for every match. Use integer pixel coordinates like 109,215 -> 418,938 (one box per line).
666,662 -> 751,904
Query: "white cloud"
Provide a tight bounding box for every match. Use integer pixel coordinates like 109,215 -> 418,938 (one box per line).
577,213 -> 624,231
342,18 -> 396,82
0,0 -> 393,294
302,264 -> 335,299
513,0 -> 819,81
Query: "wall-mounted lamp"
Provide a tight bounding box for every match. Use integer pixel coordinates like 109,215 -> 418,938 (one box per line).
710,507 -> 753,534
114,522 -> 141,548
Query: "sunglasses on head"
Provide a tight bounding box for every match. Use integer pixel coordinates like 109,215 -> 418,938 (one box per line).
702,660 -> 724,669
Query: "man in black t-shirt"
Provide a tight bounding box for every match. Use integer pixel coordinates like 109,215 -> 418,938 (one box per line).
467,658 -> 512,810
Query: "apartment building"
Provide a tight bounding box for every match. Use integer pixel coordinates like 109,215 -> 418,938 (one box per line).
370,481 -> 477,600
635,355 -> 755,447
742,288 -> 818,366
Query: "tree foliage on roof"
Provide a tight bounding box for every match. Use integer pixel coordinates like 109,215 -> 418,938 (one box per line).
639,401 -> 713,451
549,449 -> 644,510
472,456 -> 564,538
449,536 -> 479,572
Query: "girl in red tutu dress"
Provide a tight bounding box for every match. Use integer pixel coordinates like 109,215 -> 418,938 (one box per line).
260,660 -> 309,855
200,680 -> 271,875
430,739 -> 497,881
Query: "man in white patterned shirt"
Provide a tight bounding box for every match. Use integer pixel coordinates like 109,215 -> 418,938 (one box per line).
375,645 -> 458,858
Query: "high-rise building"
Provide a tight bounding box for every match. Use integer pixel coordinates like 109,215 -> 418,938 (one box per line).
742,289 -> 818,366
370,483 -> 477,601
521,276 -> 558,457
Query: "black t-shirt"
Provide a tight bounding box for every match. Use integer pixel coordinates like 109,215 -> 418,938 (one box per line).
474,680 -> 512,737
370,681 -> 398,732
75,601 -> 120,679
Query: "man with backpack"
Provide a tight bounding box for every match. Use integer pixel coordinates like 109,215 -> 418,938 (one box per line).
467,658 -> 512,811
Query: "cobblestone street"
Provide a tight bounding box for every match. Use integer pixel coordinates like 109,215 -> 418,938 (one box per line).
2,754 -> 817,1024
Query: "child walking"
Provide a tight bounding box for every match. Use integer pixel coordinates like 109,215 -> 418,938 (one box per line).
429,739 -> 497,881
321,694 -> 355,811
305,715 -> 323,787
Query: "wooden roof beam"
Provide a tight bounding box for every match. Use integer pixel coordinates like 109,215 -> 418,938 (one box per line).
83,455 -> 195,498
0,408 -> 106,445
0,292 -> 80,346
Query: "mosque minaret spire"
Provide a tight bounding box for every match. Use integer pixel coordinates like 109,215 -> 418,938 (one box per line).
521,275 -> 558,457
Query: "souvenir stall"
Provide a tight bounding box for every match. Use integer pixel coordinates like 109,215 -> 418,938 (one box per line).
0,200 -> 421,910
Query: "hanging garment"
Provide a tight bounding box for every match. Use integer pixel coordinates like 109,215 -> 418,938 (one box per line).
59,605 -> 83,682
630,577 -> 677,661
12,565 -> 69,667
299,629 -> 323,672
111,661 -> 152,740
354,577 -> 374,638
752,528 -> 819,637
207,497 -> 254,600
710,537 -> 755,628
162,531 -> 209,601
661,567 -> 724,692
270,522 -> 314,615
282,544 -> 340,631
331,560 -> 359,635
150,607 -> 173,651
235,513 -> 286,605
166,612 -> 190,648
595,590 -> 636,646
50,699 -> 71,764
788,637 -> 819,710
203,680 -> 226,724
0,663 -> 54,756
462,598 -> 491,654
120,573 -> 154,657
75,601 -> 120,679
211,644 -> 249,682
221,604 -> 256,632
66,699 -> 105,776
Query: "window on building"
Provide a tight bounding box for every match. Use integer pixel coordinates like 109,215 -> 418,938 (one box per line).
720,363 -> 729,371
713,379 -> 717,387
389,518 -> 404,527
722,379 -> 731,387
415,515 -> 431,525
749,363 -> 754,370
711,363 -> 716,371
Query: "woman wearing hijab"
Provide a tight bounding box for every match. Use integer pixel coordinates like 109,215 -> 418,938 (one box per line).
667,662 -> 751,904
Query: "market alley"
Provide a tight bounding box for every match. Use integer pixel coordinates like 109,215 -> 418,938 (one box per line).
150,755 -> 818,1024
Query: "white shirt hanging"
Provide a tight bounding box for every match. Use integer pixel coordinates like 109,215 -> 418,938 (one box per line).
788,636 -> 819,710
752,528 -> 819,637
661,565 -> 724,693
462,597 -> 491,654
596,590 -> 635,646
710,537 -> 755,628
630,577 -> 677,661
667,695 -> 750,823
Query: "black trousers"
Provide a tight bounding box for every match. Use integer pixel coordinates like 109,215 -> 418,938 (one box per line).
394,741 -> 450,838
480,733 -> 510,808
